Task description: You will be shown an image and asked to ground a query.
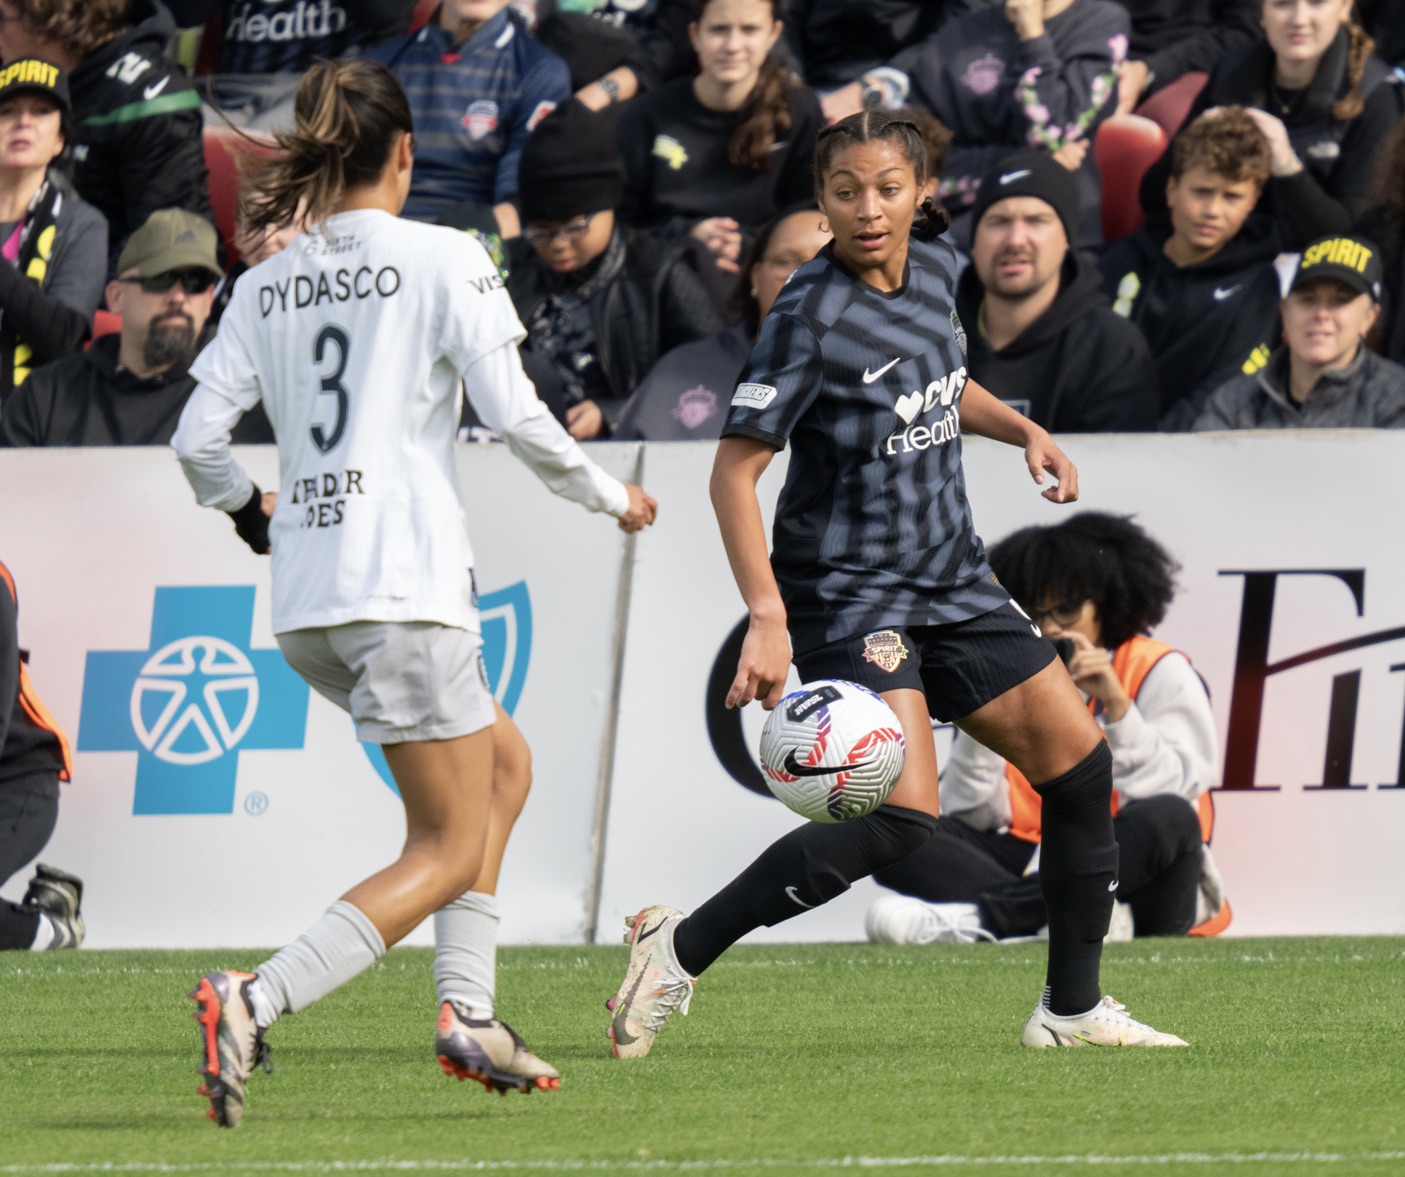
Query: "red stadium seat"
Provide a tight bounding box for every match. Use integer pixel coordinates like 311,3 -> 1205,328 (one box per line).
91,310 -> 122,344
204,126 -> 276,264
1094,114 -> 1167,243
409,0 -> 439,33
1135,71 -> 1209,140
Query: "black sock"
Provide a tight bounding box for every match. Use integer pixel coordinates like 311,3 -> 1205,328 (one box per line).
1034,741 -> 1117,1016
0,901 -> 41,951
672,804 -> 937,977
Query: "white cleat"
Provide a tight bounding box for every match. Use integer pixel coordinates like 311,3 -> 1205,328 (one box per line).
1021,995 -> 1189,1048
606,904 -> 694,1059
865,894 -> 997,945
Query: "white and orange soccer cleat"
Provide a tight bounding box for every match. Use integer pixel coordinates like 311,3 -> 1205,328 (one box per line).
606,904 -> 694,1059
189,970 -> 272,1127
435,1001 -> 560,1095
1021,995 -> 1189,1048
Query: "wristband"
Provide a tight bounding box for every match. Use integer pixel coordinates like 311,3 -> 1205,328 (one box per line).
228,484 -> 271,555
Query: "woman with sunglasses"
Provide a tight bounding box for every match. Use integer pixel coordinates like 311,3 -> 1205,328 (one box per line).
507,99 -> 728,440
607,110 -> 1186,1059
172,60 -> 656,1127
0,207 -> 272,446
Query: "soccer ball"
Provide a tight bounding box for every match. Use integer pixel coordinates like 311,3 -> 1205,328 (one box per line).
759,680 -> 905,823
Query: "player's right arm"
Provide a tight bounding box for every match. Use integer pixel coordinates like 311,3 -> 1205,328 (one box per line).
710,436 -> 791,711
465,341 -> 657,533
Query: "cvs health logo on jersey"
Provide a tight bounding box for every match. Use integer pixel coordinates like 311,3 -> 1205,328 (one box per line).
885,366 -> 967,456
77,587 -> 309,816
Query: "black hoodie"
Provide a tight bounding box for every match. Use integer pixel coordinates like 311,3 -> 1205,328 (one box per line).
956,249 -> 1159,432
71,0 -> 212,267
1098,211 -> 1283,428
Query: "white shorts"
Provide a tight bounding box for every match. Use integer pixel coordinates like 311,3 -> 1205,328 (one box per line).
277,621 -> 496,744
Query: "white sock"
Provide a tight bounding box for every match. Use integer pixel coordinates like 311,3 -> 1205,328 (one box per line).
254,900 -> 386,1027
434,891 -> 499,1021
29,913 -> 56,952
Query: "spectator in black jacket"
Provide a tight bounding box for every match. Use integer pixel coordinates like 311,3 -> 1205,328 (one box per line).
1359,0 -> 1404,66
0,559 -> 83,953
1140,3 -> 1405,248
957,151 -> 1158,431
1112,0 -> 1258,114
615,204 -> 829,440
0,59 -> 106,404
538,0 -> 694,113
166,0 -> 419,126
830,0 -> 1129,249
1194,234 -> 1405,429
1358,116 -> 1405,362
0,208 -> 270,445
1100,108 -> 1282,428
0,0 -> 212,269
781,0 -> 942,102
510,100 -> 727,440
617,0 -> 821,279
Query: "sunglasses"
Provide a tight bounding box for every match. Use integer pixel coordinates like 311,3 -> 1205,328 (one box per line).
119,270 -> 217,295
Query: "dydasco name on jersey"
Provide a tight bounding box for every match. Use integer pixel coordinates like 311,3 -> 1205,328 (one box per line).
885,366 -> 966,456
258,266 -> 401,318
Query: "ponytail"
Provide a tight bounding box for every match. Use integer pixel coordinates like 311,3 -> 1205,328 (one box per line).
1332,17 -> 1375,121
729,55 -> 795,172
913,196 -> 951,241
238,59 -> 414,237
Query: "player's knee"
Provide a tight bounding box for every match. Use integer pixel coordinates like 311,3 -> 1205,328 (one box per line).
1034,740 -> 1112,811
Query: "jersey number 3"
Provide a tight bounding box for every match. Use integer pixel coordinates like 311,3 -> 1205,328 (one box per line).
311,324 -> 351,454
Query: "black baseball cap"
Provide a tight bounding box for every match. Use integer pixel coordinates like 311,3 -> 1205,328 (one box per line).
1291,235 -> 1384,302
0,58 -> 71,116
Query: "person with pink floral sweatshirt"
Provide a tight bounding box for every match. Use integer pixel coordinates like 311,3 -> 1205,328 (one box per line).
840,0 -> 1129,251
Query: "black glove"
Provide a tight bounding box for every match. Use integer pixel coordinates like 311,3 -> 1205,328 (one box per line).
228,484 -> 271,554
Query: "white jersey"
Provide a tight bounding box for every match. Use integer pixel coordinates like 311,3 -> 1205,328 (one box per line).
175,208 -> 627,634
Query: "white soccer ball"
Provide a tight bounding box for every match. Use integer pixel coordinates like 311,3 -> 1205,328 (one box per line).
759,680 -> 906,823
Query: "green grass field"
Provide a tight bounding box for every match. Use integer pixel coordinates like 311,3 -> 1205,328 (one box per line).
2,937 -> 1403,1176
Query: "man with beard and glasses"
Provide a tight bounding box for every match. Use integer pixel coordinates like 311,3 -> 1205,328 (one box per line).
0,209 -> 271,446
955,151 -> 1158,432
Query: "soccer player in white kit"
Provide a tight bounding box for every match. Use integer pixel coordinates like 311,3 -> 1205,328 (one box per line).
172,60 -> 656,1127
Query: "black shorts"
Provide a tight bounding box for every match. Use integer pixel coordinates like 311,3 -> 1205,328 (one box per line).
793,601 -> 1056,723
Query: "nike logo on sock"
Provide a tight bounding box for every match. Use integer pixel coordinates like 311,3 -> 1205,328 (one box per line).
785,886 -> 817,909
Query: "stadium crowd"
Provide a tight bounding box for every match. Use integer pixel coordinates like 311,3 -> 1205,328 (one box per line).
0,0 -> 1397,444
3,0 -> 1405,951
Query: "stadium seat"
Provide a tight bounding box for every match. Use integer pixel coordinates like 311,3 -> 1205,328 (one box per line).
91,310 -> 121,343
1135,71 -> 1209,140
409,0 -> 439,33
204,127 -> 276,264
1094,115 -> 1167,243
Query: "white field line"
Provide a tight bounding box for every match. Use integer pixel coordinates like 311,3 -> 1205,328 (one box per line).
5,1155 -> 1405,1173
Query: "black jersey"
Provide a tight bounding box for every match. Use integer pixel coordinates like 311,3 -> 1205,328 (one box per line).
722,236 -> 1009,657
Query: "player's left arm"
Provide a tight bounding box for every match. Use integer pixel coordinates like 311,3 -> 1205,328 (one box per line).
958,377 -> 1078,503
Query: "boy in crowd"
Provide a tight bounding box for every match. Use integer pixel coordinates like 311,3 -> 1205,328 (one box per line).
1099,107 -> 1283,429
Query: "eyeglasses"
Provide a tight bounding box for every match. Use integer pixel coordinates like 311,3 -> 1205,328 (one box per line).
118,270 -> 217,295
1028,601 -> 1087,630
522,214 -> 596,244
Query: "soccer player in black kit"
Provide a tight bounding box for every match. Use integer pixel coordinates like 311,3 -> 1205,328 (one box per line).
607,110 -> 1188,1054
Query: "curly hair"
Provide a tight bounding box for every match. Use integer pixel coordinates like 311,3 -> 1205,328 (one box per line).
814,109 -> 950,240
1333,15 -> 1376,122
1171,106 -> 1272,187
10,0 -> 131,59
987,513 -> 1180,650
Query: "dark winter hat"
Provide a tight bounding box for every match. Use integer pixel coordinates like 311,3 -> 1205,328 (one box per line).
517,100 -> 625,223
1291,235 -> 1384,302
971,150 -> 1080,246
0,58 -> 71,116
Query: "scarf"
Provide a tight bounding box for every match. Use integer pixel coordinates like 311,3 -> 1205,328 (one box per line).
1,173 -> 64,393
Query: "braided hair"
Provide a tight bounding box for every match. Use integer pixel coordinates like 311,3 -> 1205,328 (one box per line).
813,110 -> 950,239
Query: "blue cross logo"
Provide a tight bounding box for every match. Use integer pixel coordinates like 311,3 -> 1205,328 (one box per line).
78,587 -> 309,815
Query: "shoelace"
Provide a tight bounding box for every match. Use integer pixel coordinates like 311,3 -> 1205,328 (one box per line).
643,973 -> 694,1033
924,907 -> 998,945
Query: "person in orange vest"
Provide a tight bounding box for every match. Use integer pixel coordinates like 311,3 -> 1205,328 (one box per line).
866,512 -> 1230,944
0,559 -> 83,951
